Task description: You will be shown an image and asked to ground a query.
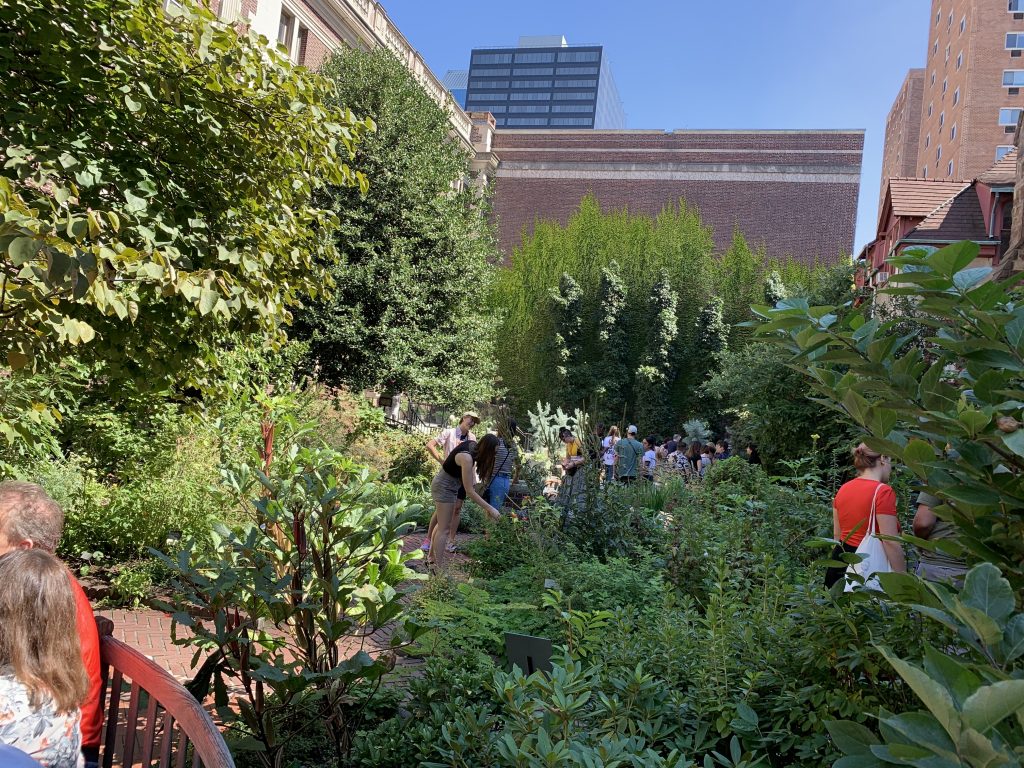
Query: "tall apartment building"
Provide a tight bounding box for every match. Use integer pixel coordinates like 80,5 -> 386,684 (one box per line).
463,35 -> 626,129
879,69 -> 925,209
443,69 -> 469,108
880,0 -> 1024,203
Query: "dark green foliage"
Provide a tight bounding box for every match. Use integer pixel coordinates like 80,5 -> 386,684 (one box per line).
551,272 -> 589,403
691,296 -> 728,418
595,261 -> 630,417
294,47 -> 496,407
635,270 -> 679,427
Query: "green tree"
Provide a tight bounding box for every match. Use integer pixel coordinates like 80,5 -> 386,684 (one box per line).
690,296 -> 728,420
0,0 -> 369,397
594,261 -> 629,419
635,271 -> 678,428
293,48 -> 496,407
551,273 -> 589,406
718,230 -> 765,347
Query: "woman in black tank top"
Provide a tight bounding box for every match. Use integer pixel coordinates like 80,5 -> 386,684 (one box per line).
429,435 -> 500,568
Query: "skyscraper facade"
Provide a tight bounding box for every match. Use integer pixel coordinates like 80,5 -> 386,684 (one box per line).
880,0 -> 1024,203
463,35 -> 626,129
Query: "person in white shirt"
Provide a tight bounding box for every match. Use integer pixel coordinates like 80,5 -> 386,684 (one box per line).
642,436 -> 657,482
421,412 -> 479,553
601,426 -> 619,484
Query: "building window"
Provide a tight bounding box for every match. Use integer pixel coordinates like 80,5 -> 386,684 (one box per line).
939,110 -> 945,127
550,117 -> 594,126
513,67 -> 553,75
948,10 -> 953,25
506,117 -> 549,126
959,15 -> 966,34
996,145 -> 1015,160
1003,69 -> 1024,86
950,123 -> 957,140
933,40 -> 939,55
508,104 -> 549,113
1011,0 -> 1024,11
278,8 -> 295,51
514,51 -> 556,63
555,66 -> 599,75
553,91 -> 596,100
473,105 -> 506,113
937,145 -> 942,161
473,67 -> 510,76
942,77 -> 948,94
556,79 -> 597,88
466,92 -> 508,101
1008,33 -> 1024,48
923,165 -> 929,177
472,53 -> 513,64
928,101 -> 934,117
956,51 -> 963,69
947,160 -> 954,176
1000,107 -> 1023,124
925,133 -> 931,148
511,80 -> 552,88
952,87 -> 959,105
508,92 -> 551,101
469,80 -> 509,88
557,50 -> 600,62
936,7 -> 941,23
551,104 -> 593,112
945,43 -> 950,61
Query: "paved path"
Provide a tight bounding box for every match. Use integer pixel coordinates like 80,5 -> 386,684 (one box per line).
96,531 -> 475,681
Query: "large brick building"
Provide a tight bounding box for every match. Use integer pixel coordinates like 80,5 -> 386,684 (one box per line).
880,69 -> 925,209
489,129 -> 864,263
880,0 -> 1024,202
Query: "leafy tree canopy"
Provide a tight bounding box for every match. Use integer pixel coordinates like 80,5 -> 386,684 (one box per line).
0,0 -> 370,397
293,48 -> 497,408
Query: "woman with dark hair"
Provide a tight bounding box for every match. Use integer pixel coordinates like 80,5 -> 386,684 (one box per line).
0,549 -> 91,768
824,443 -> 906,588
746,444 -> 762,466
429,435 -> 501,568
685,441 -> 702,476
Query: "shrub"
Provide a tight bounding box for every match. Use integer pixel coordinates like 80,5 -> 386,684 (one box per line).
703,456 -> 769,495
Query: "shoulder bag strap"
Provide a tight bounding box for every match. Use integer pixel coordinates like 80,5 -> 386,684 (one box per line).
867,482 -> 883,536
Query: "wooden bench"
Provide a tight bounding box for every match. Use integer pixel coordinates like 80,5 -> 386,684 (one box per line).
96,619 -> 235,768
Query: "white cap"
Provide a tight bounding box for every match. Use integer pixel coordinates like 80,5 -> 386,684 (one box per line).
627,425 -> 638,434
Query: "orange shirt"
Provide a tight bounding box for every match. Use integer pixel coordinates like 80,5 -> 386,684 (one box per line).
70,574 -> 102,749
833,478 -> 898,547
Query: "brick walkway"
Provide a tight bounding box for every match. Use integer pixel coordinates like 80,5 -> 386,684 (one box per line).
96,531 -> 475,681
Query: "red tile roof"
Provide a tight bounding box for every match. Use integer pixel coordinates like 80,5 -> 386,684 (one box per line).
977,149 -> 1018,186
885,178 -> 971,219
906,186 -> 990,242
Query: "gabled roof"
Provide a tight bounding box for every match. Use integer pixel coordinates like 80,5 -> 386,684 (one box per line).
905,185 -> 990,242
886,178 -> 972,219
977,148 -> 1018,187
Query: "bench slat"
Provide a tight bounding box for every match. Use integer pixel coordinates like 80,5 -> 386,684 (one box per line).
175,733 -> 190,768
101,666 -> 123,768
138,694 -> 159,767
159,711 -> 175,768
122,681 -> 141,767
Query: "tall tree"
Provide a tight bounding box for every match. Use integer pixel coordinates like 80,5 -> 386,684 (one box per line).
717,230 -> 765,347
691,296 -> 728,419
293,48 -> 497,407
551,273 -> 588,407
634,271 -> 678,429
594,261 -> 629,420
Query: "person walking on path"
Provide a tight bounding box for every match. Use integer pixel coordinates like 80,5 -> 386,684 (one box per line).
428,436 -> 500,570
486,420 -> 518,512
913,490 -> 968,585
559,428 -> 586,506
615,426 -> 644,484
642,436 -> 658,482
824,443 -> 906,588
422,412 -> 479,554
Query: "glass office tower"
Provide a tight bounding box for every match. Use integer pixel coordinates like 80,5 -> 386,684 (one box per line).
463,35 -> 626,129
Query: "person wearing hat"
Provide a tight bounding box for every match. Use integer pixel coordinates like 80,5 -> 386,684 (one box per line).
422,412 -> 480,553
615,425 -> 644,484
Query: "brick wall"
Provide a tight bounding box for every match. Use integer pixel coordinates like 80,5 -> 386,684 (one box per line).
490,130 -> 863,264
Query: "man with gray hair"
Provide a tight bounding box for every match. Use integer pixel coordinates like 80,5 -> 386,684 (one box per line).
0,481 -> 102,768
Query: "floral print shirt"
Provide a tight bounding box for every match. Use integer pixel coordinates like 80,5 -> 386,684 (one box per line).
0,672 -> 83,768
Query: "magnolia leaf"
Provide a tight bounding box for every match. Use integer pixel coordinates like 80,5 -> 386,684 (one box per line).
960,563 -> 1014,623
877,646 -> 960,741
961,680 -> 1024,733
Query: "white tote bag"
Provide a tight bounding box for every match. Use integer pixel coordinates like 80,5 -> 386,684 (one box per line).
844,483 -> 893,591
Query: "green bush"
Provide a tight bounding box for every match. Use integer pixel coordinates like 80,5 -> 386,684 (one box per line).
703,456 -> 769,495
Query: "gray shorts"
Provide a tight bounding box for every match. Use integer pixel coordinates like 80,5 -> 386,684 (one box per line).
431,470 -> 463,504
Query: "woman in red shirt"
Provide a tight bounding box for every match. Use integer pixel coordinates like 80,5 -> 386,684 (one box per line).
824,443 -> 907,588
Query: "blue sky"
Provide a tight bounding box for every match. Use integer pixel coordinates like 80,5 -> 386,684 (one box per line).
382,0 -> 931,253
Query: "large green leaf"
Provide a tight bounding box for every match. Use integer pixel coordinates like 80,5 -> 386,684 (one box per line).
961,680 -> 1024,734
825,720 -> 880,756
877,646 -> 961,741
960,563 -> 1015,623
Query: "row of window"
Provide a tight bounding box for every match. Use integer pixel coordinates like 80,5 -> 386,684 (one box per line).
469,79 -> 598,89
497,117 -> 595,126
472,50 -> 600,65
466,104 -> 596,115
467,91 -> 596,102
468,66 -> 599,77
